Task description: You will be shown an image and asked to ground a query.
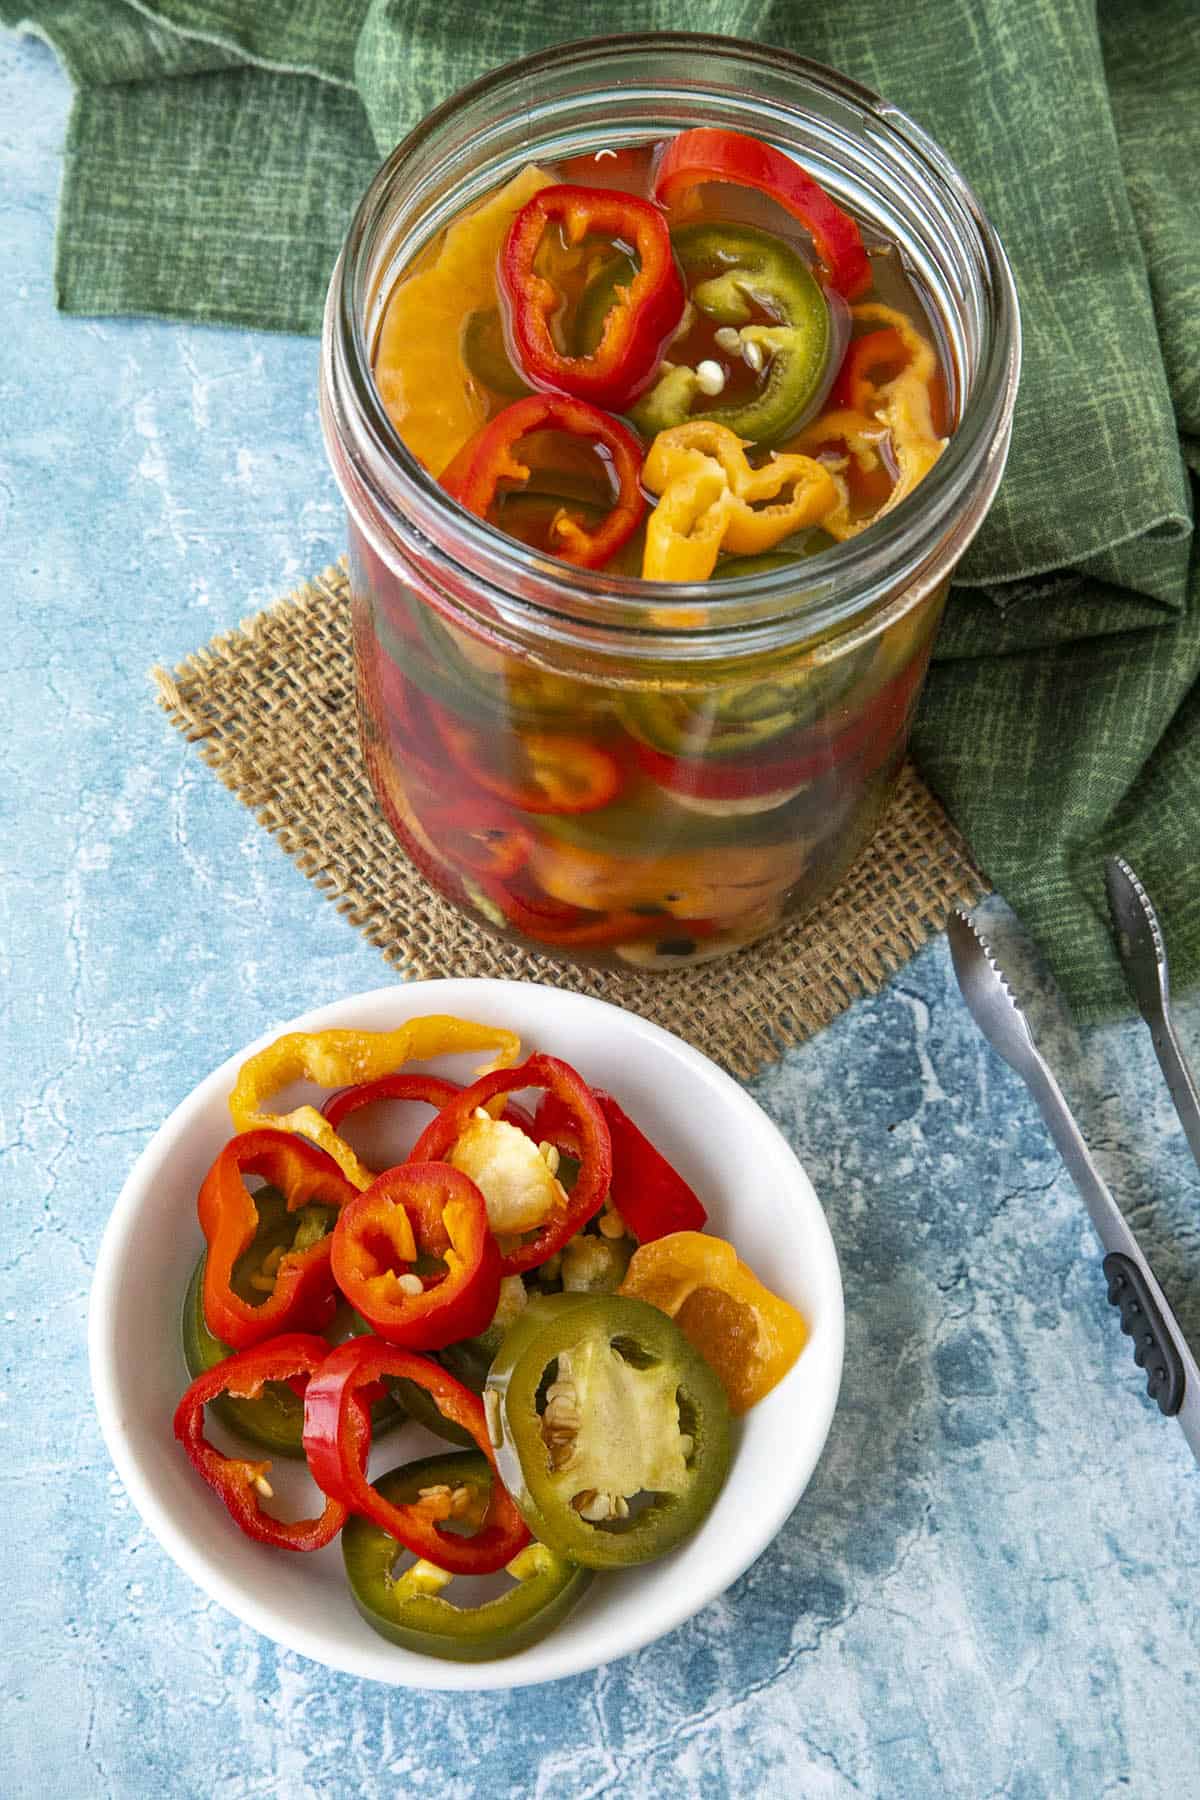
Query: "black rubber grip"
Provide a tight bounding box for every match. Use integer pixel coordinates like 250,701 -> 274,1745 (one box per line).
1103,1252 -> 1185,1417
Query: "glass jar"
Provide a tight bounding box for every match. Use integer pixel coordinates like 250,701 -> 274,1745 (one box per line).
320,32 -> 1019,971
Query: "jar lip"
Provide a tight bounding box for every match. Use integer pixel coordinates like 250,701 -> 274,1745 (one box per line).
331,30 -> 1021,639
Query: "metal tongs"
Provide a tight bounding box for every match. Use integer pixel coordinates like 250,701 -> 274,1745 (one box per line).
948,859 -> 1200,1465
1104,855 -> 1200,1172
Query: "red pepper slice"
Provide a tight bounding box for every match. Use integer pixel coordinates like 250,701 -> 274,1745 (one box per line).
330,1162 -> 501,1349
534,1090 -> 707,1243
441,394 -> 645,570
174,1332 -> 362,1550
438,430 -> 493,501
302,1338 -> 530,1574
375,724 -> 463,814
830,327 -> 909,411
409,1053 -> 613,1275
410,793 -> 533,878
323,1071 -> 464,1132
198,1130 -> 357,1351
655,128 -> 871,300
373,645 -> 432,757
499,184 -> 686,408
370,649 -> 446,774
323,1072 -> 538,1141
478,875 -> 717,951
632,736 -> 818,802
429,702 -> 623,816
796,413 -> 897,514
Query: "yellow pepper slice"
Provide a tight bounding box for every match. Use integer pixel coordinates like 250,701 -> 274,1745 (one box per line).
641,421 -> 838,581
618,1230 -> 807,1414
228,1018 -> 522,1190
792,406 -> 889,472
871,363 -> 946,520
641,459 -> 730,583
374,164 -> 554,476
849,304 -> 945,523
793,305 -> 947,541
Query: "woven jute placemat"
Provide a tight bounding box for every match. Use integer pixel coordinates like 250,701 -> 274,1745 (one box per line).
153,563 -> 985,1078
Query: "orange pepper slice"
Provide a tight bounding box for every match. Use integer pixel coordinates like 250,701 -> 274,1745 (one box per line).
374,164 -> 554,476
641,421 -> 838,581
228,1018 -> 522,1189
619,1230 -> 807,1413
527,831 -> 810,922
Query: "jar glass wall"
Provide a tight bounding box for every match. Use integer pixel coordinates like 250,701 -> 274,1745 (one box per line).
321,33 -> 1020,971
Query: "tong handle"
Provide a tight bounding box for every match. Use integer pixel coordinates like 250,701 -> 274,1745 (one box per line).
1103,1252 -> 1185,1416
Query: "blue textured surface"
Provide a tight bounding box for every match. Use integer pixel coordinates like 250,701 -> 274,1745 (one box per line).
4,32 -> 1200,1797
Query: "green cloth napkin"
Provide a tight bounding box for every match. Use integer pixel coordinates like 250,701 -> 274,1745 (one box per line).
9,0 -> 1198,1017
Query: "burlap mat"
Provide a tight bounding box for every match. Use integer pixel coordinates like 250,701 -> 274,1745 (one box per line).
152,563 -> 985,1078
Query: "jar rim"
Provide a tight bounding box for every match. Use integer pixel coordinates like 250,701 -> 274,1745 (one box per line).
324,30 -> 1021,652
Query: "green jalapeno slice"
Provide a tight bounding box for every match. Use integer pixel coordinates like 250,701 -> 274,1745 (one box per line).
437,1312 -> 510,1395
341,1451 -> 592,1660
621,685 -> 821,761
182,1252 -> 312,1457
402,1275 -> 536,1443
712,546 -> 838,578
380,598 -> 606,734
461,308 -> 532,399
396,1321 -> 505,1450
484,1293 -> 730,1569
532,789 -> 824,869
629,224 -> 832,445
570,253 -> 639,360
617,617 -> 881,764
382,1371 -> 474,1448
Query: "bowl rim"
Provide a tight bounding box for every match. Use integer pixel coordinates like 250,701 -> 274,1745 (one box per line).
88,977 -> 844,1689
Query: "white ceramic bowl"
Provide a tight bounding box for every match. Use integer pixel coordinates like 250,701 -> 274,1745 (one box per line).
89,979 -> 843,1689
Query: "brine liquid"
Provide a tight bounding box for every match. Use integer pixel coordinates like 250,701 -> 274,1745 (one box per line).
356,139 -> 952,968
